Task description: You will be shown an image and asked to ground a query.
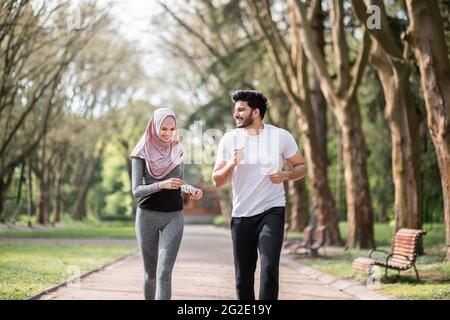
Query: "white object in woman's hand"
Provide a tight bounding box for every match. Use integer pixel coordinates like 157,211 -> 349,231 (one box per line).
159,178 -> 184,190
189,187 -> 203,200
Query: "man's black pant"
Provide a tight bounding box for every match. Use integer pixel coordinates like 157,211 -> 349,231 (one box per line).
230,206 -> 285,300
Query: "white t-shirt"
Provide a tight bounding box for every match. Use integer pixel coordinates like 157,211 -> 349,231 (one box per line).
215,123 -> 299,218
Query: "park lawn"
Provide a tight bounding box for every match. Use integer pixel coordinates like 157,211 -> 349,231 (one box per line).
0,243 -> 138,300
296,247 -> 450,300
0,219 -> 136,239
287,223 -> 449,300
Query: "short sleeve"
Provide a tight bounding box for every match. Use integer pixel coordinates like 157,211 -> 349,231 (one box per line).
282,130 -> 299,159
215,134 -> 230,164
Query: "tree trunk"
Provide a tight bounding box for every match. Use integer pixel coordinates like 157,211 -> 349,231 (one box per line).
36,177 -> 49,224
435,141 -> 450,260
73,191 -> 87,221
291,0 -> 373,248
288,179 -> 308,232
405,0 -> 450,260
311,4 -> 328,165
0,169 -> 14,222
297,116 -> 342,245
370,50 -> 422,231
72,162 -> 95,221
52,163 -> 66,223
335,130 -> 343,217
11,163 -> 26,223
72,142 -> 106,221
0,178 -> 6,223
338,98 -> 375,249
35,135 -> 49,225
352,0 -> 422,238
27,160 -> 33,224
273,97 -> 309,233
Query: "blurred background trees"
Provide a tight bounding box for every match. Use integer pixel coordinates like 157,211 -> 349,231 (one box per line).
0,0 -> 448,259
155,0 -> 449,257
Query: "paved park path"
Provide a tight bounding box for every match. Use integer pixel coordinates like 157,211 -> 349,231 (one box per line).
25,225 -> 388,300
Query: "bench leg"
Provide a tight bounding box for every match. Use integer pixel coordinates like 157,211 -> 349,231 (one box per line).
413,264 -> 421,282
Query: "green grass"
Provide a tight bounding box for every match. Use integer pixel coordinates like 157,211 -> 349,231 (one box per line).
0,243 -> 138,300
0,218 -> 136,239
0,227 -> 136,239
296,248 -> 450,299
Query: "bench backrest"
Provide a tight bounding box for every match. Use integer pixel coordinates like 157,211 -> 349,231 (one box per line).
312,225 -> 327,246
304,226 -> 314,243
391,228 -> 426,263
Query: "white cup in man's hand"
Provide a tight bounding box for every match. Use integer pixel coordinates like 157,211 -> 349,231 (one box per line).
236,147 -> 245,162
231,147 -> 245,165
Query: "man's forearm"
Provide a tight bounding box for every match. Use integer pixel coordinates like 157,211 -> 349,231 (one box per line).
213,161 -> 236,188
284,164 -> 306,181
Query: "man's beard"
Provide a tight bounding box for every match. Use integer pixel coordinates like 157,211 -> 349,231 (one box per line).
236,115 -> 254,128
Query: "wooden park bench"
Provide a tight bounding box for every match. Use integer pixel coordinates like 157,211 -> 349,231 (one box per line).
293,226 -> 314,254
283,226 -> 313,254
309,225 -> 328,256
352,228 -> 427,282
284,225 -> 327,256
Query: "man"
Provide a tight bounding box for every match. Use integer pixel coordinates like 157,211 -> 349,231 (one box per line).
212,90 -> 306,300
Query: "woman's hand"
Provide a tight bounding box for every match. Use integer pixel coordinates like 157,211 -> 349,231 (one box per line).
189,187 -> 203,200
159,178 -> 184,190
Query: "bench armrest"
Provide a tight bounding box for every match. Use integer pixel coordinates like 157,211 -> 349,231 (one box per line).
386,253 -> 412,265
369,249 -> 390,259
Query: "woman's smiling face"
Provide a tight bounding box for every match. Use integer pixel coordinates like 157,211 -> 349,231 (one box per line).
159,116 -> 177,142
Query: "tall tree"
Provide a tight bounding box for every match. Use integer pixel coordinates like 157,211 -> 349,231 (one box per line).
0,1 -> 105,221
404,0 -> 450,260
292,0 -> 375,248
245,0 -> 342,244
351,0 -> 422,234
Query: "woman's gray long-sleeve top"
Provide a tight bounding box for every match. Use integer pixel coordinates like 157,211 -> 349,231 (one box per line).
131,158 -> 193,211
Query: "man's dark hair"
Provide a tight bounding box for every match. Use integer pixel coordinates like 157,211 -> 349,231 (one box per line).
231,90 -> 268,120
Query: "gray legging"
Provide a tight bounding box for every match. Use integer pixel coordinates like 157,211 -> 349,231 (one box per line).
131,158 -> 192,300
135,207 -> 183,300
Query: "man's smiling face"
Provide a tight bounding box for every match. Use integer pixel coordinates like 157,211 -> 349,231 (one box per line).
233,101 -> 254,128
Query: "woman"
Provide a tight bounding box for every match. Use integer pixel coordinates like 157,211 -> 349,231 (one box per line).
130,108 -> 203,300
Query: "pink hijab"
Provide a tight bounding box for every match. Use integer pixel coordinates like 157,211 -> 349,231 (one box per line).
130,108 -> 185,179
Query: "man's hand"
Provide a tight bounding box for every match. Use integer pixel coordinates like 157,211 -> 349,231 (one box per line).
159,178 -> 184,190
266,150 -> 307,184
189,187 -> 203,200
230,147 -> 245,166
267,170 -> 288,184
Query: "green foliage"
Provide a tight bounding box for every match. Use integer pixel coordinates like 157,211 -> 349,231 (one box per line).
87,143 -> 133,218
